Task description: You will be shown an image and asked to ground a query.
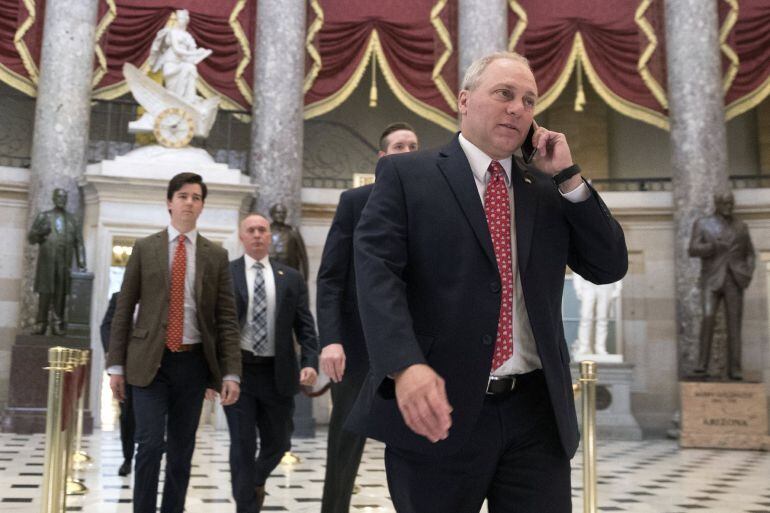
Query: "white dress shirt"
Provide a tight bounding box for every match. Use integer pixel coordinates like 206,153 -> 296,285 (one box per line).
241,253 -> 277,356
458,133 -> 589,376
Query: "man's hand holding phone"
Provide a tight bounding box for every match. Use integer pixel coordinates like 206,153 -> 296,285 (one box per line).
524,121 -> 582,193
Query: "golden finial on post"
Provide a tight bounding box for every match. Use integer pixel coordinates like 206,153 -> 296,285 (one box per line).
41,347 -> 72,513
579,360 -> 598,513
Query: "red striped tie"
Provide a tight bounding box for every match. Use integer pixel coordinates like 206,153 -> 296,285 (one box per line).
484,161 -> 514,370
166,234 -> 186,351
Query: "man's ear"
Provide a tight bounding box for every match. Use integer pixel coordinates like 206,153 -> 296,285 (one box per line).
457,90 -> 469,115
377,150 -> 386,158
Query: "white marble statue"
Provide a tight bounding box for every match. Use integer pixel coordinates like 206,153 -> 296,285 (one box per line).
124,9 -> 219,143
573,273 -> 623,356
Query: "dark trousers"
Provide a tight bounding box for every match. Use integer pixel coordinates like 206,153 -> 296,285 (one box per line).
321,369 -> 368,513
225,359 -> 295,513
385,370 -> 571,513
131,349 -> 208,513
698,271 -> 743,373
121,385 -> 136,462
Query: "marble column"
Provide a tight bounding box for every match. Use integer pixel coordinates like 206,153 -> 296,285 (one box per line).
20,0 -> 99,329
664,0 -> 730,378
458,0 -> 508,82
250,0 -> 306,226
250,0 -> 315,437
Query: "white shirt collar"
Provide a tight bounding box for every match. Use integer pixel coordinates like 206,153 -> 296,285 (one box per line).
244,253 -> 270,269
167,225 -> 197,246
458,133 -> 512,186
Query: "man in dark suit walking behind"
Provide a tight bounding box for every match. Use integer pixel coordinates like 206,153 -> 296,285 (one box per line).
107,172 -> 242,513
349,52 -> 628,512
100,292 -> 134,477
222,213 -> 318,513
317,122 -> 419,513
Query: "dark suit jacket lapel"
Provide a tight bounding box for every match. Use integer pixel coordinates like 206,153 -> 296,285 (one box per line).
437,136 -> 496,265
270,260 -> 288,323
511,158 -> 538,274
194,234 -> 207,307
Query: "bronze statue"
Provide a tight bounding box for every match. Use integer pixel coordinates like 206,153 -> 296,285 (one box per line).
268,203 -> 309,280
689,191 -> 755,380
28,188 -> 87,336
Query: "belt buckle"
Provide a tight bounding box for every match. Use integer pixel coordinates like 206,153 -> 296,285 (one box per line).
486,375 -> 516,395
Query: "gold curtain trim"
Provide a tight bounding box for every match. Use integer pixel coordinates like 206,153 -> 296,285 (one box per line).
725,72 -> 770,121
634,0 -> 668,110
575,32 -> 670,130
13,0 -> 39,85
371,30 -> 457,132
229,0 -> 252,105
0,63 -> 36,96
303,0 -> 324,94
532,35 -> 580,116
506,0 -> 528,51
719,0 -> 739,95
92,0 -> 118,88
430,0 -> 458,113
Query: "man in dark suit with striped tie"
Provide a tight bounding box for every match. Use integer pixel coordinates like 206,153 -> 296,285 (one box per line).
222,213 -> 319,513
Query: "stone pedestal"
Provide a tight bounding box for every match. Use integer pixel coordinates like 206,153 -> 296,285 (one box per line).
680,381 -> 769,450
571,362 -> 643,440
1,335 -> 93,434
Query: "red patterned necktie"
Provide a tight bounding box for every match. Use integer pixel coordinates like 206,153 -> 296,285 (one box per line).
484,161 -> 514,370
166,234 -> 186,352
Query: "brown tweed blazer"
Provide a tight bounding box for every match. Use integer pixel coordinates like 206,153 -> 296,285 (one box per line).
106,229 -> 242,388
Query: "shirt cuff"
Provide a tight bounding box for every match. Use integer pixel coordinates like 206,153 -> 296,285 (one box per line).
559,182 -> 590,203
107,365 -> 124,375
223,374 -> 240,384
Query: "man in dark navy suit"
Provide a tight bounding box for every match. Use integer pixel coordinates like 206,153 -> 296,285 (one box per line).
221,213 -> 319,513
317,122 -> 419,513
348,52 -> 628,512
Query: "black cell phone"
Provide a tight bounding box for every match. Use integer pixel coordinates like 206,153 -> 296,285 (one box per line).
521,123 -> 536,164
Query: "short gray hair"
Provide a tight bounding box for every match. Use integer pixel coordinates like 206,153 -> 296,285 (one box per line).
461,52 -> 531,91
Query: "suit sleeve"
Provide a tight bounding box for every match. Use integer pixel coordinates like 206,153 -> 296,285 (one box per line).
688,219 -> 714,259
106,244 -> 142,368
316,192 -> 354,349
354,157 -> 426,383
563,182 -> 628,284
293,275 -> 319,371
214,250 -> 242,379
100,293 -> 118,354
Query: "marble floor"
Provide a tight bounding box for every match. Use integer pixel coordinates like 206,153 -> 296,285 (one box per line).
0,425 -> 769,512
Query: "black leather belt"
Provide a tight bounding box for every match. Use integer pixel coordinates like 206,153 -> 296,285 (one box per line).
241,350 -> 274,365
486,369 -> 543,396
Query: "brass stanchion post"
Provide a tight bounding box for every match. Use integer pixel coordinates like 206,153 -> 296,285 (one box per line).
72,349 -> 92,468
580,361 -> 598,513
41,347 -> 71,513
65,350 -> 88,496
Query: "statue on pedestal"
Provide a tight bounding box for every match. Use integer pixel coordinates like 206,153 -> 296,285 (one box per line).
123,9 -> 219,147
268,203 -> 309,280
573,273 -> 622,356
689,191 -> 755,380
27,189 -> 87,336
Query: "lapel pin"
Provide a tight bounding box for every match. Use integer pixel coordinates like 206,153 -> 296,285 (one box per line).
524,173 -> 533,184
277,270 -> 284,276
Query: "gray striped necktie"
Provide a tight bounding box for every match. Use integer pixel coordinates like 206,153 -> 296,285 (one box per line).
251,261 -> 268,354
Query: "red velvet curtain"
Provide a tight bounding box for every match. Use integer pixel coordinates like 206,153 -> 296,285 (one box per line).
303,0 -> 458,130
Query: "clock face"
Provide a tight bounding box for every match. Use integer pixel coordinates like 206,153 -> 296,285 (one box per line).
153,108 -> 195,148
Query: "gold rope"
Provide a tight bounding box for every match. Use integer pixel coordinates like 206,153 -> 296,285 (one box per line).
574,57 -> 585,112
370,31 -> 457,132
92,0 -> 117,87
430,0 -> 458,112
719,0 -> 739,95
0,63 -> 36,96
304,31 -> 378,119
13,0 -> 39,86
369,50 -> 378,107
533,35 -> 580,116
229,0 -> 252,105
507,0 -> 528,52
634,0 -> 668,110
575,32 -> 670,130
303,0 -> 324,94
725,72 -> 770,121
